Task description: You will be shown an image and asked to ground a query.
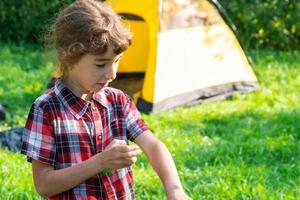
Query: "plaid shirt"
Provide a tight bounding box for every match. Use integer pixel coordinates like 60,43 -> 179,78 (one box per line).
21,79 -> 149,200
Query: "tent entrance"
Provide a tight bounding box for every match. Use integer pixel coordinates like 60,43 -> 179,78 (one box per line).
109,73 -> 145,99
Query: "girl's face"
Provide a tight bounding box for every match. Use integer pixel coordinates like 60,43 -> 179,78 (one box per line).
65,47 -> 122,96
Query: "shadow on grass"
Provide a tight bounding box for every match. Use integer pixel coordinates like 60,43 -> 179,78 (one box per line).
170,109 -> 300,195
176,109 -> 300,166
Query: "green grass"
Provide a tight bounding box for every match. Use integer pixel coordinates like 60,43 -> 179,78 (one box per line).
0,44 -> 299,199
0,43 -> 55,130
0,149 -> 39,200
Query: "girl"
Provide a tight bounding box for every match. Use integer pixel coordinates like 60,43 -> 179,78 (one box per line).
21,0 -> 192,199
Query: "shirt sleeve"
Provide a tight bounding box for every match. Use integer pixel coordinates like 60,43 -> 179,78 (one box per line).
123,94 -> 149,141
21,103 -> 56,166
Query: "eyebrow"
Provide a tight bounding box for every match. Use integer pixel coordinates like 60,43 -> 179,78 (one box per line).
94,58 -> 110,61
94,55 -> 123,62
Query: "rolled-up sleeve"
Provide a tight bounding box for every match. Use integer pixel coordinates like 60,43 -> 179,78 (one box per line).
123,95 -> 149,141
21,103 -> 56,166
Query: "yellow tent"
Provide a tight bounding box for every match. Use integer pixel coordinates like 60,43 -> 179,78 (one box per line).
107,0 -> 259,112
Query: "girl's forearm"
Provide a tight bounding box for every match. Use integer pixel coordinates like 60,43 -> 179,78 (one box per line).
34,154 -> 105,198
145,141 -> 183,194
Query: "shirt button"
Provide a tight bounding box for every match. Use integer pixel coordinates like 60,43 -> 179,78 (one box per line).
92,106 -> 96,111
98,135 -> 102,140
32,151 -> 37,157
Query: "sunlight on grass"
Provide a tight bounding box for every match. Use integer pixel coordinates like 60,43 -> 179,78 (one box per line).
0,45 -> 299,199
0,149 -> 39,199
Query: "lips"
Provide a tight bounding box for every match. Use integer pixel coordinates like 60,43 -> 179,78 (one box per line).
98,82 -> 109,87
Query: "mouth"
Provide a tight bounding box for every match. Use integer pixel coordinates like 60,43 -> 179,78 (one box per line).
97,82 -> 109,87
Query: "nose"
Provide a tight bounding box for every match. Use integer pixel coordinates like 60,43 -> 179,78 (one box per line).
105,63 -> 117,81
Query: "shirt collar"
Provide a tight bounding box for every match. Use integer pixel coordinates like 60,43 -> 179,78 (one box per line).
54,79 -> 108,119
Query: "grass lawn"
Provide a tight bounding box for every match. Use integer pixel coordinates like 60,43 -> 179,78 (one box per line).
0,44 -> 299,199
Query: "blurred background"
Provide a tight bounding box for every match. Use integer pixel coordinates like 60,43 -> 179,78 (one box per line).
1,0 -> 299,49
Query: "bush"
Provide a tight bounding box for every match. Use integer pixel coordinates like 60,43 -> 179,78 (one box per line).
0,1 -> 73,43
0,0 -> 299,50
218,0 -> 300,50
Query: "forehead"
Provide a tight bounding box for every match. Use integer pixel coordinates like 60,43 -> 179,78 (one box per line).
93,47 -> 121,61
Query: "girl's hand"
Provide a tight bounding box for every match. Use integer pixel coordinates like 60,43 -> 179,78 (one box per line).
167,189 -> 192,200
100,139 -> 141,171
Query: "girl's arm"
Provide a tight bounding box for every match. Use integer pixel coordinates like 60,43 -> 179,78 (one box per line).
134,130 -> 192,200
32,154 -> 103,198
32,140 -> 140,198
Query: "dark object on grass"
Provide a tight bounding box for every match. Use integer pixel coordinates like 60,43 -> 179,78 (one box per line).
0,103 -> 6,121
0,127 -> 23,152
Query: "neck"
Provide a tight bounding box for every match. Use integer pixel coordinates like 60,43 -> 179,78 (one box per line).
62,77 -> 93,101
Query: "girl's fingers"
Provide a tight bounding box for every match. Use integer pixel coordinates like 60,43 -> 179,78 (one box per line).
121,149 -> 141,158
106,139 -> 127,149
113,139 -> 127,145
117,145 -> 141,153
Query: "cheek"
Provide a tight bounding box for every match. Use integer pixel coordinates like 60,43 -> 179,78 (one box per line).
88,69 -> 105,83
77,71 -> 97,86
87,67 -> 99,78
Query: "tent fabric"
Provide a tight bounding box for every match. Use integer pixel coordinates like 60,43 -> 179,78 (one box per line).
106,0 -> 259,112
137,81 -> 258,113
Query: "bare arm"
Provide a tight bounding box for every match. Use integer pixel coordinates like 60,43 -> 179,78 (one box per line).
32,140 -> 141,198
32,154 -> 103,198
134,130 -> 191,200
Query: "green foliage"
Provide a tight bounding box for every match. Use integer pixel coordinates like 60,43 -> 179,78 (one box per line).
1,0 -> 299,50
0,45 -> 299,199
218,0 -> 300,50
0,0 -> 73,43
0,43 -> 55,129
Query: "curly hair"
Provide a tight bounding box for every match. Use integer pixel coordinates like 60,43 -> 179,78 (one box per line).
46,0 -> 132,78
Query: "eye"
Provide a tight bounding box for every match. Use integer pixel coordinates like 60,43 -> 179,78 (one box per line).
96,64 -> 106,68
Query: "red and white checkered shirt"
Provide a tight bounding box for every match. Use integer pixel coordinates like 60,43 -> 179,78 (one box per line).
21,79 -> 149,200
